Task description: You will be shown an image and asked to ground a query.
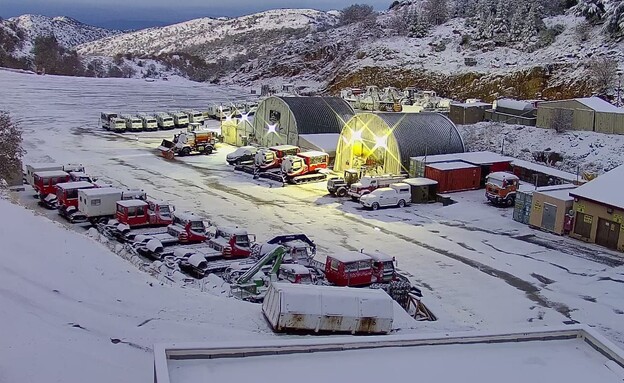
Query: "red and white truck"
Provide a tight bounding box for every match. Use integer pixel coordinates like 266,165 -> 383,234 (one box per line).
207,227 -> 256,258
77,187 -> 146,223
280,151 -> 329,184
56,181 -> 97,217
348,174 -> 406,201
32,170 -> 71,206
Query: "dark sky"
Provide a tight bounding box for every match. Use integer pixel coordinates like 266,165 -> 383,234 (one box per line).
0,0 -> 393,30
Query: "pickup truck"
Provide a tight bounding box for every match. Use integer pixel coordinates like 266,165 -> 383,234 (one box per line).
360,183 -> 411,210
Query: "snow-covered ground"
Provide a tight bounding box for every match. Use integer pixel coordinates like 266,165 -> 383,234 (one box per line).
2,71 -> 624,381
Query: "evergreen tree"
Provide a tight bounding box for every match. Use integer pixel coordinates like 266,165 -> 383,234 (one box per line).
573,0 -> 607,23
523,1 -> 546,42
604,0 -> 624,38
424,0 -> 449,26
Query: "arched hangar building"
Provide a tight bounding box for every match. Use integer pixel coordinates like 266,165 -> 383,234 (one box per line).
334,112 -> 465,175
252,96 -> 355,156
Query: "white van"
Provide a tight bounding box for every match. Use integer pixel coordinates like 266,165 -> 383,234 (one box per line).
121,114 -> 143,132
154,113 -> 175,130
138,114 -> 158,131
360,183 -> 411,210
182,110 -> 205,124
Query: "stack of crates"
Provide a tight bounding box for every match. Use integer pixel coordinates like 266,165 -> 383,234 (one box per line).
513,189 -> 533,224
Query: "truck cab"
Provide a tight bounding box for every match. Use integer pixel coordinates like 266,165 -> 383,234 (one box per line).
281,151 -> 329,178
485,172 -> 520,206
167,212 -> 207,243
138,114 -> 158,131
110,117 -> 126,133
348,174 -> 406,201
171,111 -> 189,128
121,114 -> 143,132
360,183 -> 411,210
116,199 -> 173,228
254,145 -> 300,170
278,264 -> 314,284
324,252 -> 373,287
364,250 -> 396,283
33,170 -> 70,201
182,110 -> 205,124
327,169 -> 361,197
208,227 -> 256,258
154,113 -> 175,130
56,181 -> 96,215
100,112 -> 118,130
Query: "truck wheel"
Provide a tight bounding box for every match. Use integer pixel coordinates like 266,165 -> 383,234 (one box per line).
180,147 -> 191,156
204,147 -> 213,155
398,199 -> 406,208
336,188 -> 347,197
507,196 -> 515,207
372,202 -> 380,210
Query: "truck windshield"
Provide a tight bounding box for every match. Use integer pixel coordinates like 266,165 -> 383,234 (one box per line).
165,118 -> 173,123
487,178 -> 504,188
190,220 -> 205,231
159,205 -> 171,215
235,235 -> 250,247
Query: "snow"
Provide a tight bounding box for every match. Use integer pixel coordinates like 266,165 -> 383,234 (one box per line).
511,159 -> 580,182
427,161 -> 479,171
0,198 -> 270,383
538,188 -> 575,202
487,172 -> 519,181
33,170 -> 70,178
452,102 -> 492,108
56,181 -> 95,189
329,251 -> 372,263
569,164 -> 624,208
496,99 -> 536,111
173,212 -> 203,222
279,263 -> 311,274
80,187 -> 122,197
364,250 -> 394,262
298,150 -> 329,157
117,199 -> 148,208
166,334 -> 624,383
4,71 -> 624,379
575,97 -> 624,113
412,151 -> 514,165
403,177 -> 438,186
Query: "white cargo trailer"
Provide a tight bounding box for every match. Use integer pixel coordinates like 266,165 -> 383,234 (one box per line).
262,282 -> 393,335
78,188 -> 146,220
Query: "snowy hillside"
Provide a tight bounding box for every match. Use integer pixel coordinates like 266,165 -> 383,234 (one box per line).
2,14 -> 121,56
78,9 -> 338,59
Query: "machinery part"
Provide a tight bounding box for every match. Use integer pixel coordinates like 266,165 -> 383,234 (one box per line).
336,187 -> 348,197
371,202 -> 379,210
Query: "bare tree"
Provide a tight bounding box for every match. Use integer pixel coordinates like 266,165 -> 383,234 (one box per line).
588,57 -> 618,95
340,4 -> 377,25
551,108 -> 573,133
0,111 -> 26,187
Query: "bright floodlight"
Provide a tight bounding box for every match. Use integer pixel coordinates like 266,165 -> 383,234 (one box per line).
374,135 -> 387,150
224,113 -> 232,122
241,113 -> 249,122
351,129 -> 363,143
267,123 -> 278,134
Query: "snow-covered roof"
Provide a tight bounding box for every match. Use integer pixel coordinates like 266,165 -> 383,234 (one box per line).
428,161 -> 478,171
55,181 -> 94,190
495,99 -> 536,111
217,227 -> 248,236
268,282 -> 390,300
411,151 -> 514,165
486,172 -> 519,181
363,250 -> 394,262
270,145 -> 299,151
537,188 -> 575,201
576,97 -> 624,113
511,159 -> 579,182
157,326 -> 624,383
298,150 -> 328,158
80,187 -> 122,197
27,163 -> 62,171
570,164 -> 624,208
403,178 -> 438,186
117,199 -> 148,208
451,102 -> 492,108
329,251 -> 371,263
298,133 -> 339,154
33,170 -> 69,178
279,264 -> 311,274
174,212 -> 203,222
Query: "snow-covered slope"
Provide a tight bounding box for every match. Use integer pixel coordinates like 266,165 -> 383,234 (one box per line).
3,14 -> 121,56
78,9 -> 338,58
0,197 -> 271,383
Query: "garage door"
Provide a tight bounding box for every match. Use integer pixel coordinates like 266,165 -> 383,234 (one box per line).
596,218 -> 620,250
574,212 -> 592,239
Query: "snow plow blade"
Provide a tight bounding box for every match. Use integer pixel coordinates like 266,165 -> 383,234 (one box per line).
158,139 -> 175,160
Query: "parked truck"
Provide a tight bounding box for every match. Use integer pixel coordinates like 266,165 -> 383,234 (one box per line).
279,151 -> 329,184
182,110 -> 205,124
158,130 -> 215,159
26,163 -> 84,189
360,183 -> 411,210
262,282 -> 394,334
56,181 -> 97,216
154,113 -> 175,130
327,169 -> 362,197
100,112 -> 126,132
138,114 -> 158,131
77,188 -> 146,223
485,172 -> 520,206
348,174 -> 406,201
121,114 -> 143,132
32,170 -> 70,203
170,111 -> 189,128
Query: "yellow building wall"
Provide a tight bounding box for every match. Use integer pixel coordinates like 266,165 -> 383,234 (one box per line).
570,198 -> 624,252
528,192 -> 573,235
595,113 -> 624,135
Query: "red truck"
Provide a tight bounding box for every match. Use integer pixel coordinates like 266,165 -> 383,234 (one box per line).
324,251 -> 397,287
33,170 -> 71,207
347,174 -> 406,201
115,199 -> 174,227
207,227 -> 256,258
56,181 -> 97,216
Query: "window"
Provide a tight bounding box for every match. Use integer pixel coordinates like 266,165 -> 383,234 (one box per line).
235,235 -> 250,247
345,262 -> 358,272
91,199 -> 101,206
127,207 -> 136,217
117,205 -> 124,213
190,221 -> 205,231
358,261 -> 371,271
269,110 -> 281,123
136,207 -> 145,217
67,189 -> 78,199
330,259 -> 339,271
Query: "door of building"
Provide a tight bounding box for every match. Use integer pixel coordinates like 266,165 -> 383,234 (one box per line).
596,218 -> 620,250
574,212 -> 593,239
542,203 -> 557,232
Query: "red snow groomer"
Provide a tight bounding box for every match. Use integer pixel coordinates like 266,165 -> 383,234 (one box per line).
279,151 -> 329,184
254,145 -> 300,170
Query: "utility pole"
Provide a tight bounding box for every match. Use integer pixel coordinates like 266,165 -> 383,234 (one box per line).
617,77 -> 622,108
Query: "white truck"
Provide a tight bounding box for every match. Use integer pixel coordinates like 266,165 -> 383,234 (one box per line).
137,114 -> 158,131
25,163 -> 84,189
170,111 -> 189,128
121,114 -> 143,132
348,174 -> 406,201
182,110 -> 204,124
78,187 -> 146,222
154,113 -> 175,130
262,282 -> 393,334
360,183 -> 411,210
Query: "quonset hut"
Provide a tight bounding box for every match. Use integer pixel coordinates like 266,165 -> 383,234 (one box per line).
334,112 -> 465,175
252,96 -> 355,156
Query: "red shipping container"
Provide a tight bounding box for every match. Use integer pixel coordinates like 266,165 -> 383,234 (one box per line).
425,161 -> 481,193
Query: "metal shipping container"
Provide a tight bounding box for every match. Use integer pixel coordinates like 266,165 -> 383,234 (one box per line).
424,161 -> 481,193
262,282 -> 393,335
513,190 -> 533,224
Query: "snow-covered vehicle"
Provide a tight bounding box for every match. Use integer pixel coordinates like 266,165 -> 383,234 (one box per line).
77,187 -> 146,223
226,146 -> 258,165
182,110 -> 205,124
154,113 -> 175,130
170,111 -> 189,128
348,174 -> 406,201
360,183 -> 411,210
138,114 -> 158,131
121,114 -> 142,132
485,172 -> 520,206
56,181 -> 97,218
